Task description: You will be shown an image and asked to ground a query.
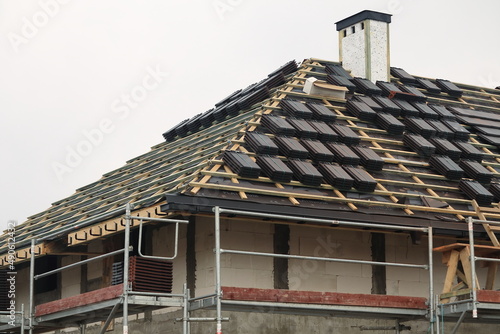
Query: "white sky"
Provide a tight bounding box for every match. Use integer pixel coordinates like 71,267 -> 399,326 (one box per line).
1,0 -> 499,232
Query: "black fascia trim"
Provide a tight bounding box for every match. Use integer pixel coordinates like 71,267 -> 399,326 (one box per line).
335,10 -> 392,31
162,193 -> 470,232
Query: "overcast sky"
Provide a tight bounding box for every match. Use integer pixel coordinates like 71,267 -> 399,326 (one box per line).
1,0 -> 499,232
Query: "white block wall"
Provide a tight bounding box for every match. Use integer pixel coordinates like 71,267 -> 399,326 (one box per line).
195,216 -> 274,296
61,255 -> 81,299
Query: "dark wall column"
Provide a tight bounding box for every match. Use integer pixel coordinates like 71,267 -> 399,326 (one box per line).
371,232 -> 386,295
274,224 -> 290,289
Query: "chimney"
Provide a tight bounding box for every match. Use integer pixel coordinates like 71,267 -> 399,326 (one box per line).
335,10 -> 392,82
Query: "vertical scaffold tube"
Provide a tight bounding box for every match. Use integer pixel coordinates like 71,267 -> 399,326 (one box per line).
214,206 -> 222,334
123,203 -> 132,333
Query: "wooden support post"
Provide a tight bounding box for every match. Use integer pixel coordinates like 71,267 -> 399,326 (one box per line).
441,250 -> 460,303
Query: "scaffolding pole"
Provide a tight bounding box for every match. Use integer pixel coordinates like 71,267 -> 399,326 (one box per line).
214,206 -> 222,334
28,239 -> 35,334
467,217 -> 478,319
123,203 -> 132,334
428,226 -> 435,334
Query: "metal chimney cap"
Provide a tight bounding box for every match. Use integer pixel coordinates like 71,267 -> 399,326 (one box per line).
335,10 -> 392,31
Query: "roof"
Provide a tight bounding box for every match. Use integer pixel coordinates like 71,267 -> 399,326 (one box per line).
4,57 -> 500,263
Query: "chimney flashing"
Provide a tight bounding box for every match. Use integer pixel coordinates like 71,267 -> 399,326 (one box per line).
335,10 -> 392,31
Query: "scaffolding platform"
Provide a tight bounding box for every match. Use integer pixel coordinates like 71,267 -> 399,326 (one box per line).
33,284 -> 183,327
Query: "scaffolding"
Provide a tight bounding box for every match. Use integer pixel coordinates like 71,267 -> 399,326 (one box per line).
3,204 -> 500,334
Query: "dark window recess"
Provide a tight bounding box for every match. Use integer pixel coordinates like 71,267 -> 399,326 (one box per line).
267,60 -> 298,78
372,96 -> 402,117
391,99 -> 419,117
435,79 -> 463,97
412,102 -> 439,119
346,100 -> 377,121
256,156 -> 293,183
318,163 -> 354,190
306,102 -> 337,122
442,120 -> 470,141
361,22 -> 365,30
354,96 -> 383,112
280,99 -> 314,119
308,120 -> 339,142
326,74 -> 357,93
260,115 -> 296,136
459,180 -> 493,206
459,160 -> 494,184
215,89 -> 242,107
326,142 -> 360,165
426,119 -> 455,140
0,270 -> 8,311
286,159 -> 324,186
404,117 -> 437,139
343,29 -> 347,37
453,141 -> 484,162
301,139 -> 335,162
489,183 -> 500,201
237,87 -> 270,111
351,77 -> 383,96
274,136 -> 309,159
35,256 -> 58,294
376,81 -> 404,97
403,133 -> 436,157
429,155 -> 464,180
376,113 -> 405,135
351,26 -> 356,34
222,151 -> 261,178
429,138 -> 462,161
200,109 -> 215,127
428,104 -> 456,120
325,64 -> 352,78
287,118 -> 319,139
390,67 -> 418,84
244,132 -> 279,155
416,78 -> 442,94
343,166 -> 378,192
329,124 -> 361,145
399,85 -> 428,102
352,146 -> 385,171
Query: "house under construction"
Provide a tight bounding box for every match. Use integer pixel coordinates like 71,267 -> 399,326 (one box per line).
2,10 -> 500,334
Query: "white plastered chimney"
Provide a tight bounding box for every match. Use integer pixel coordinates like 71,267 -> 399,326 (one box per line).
336,10 -> 392,82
